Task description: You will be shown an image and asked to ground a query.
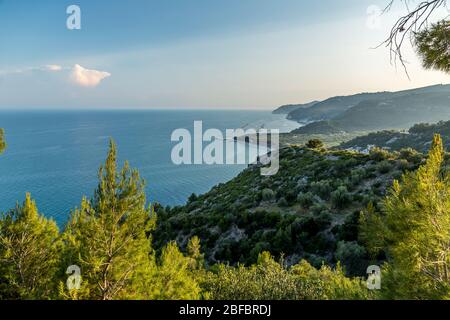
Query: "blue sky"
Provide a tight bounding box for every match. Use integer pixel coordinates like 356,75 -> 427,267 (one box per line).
0,0 -> 448,109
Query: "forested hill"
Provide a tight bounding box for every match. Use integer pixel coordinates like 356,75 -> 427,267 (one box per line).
287,84 -> 450,134
154,145 -> 426,276
339,120 -> 450,153
272,101 -> 318,115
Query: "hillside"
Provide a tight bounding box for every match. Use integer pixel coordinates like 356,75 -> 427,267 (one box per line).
287,85 -> 450,133
154,145 -> 426,276
292,85 -> 450,134
287,91 -> 392,122
272,101 -> 319,115
339,120 -> 450,152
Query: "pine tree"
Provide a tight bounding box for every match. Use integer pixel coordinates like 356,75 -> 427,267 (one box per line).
151,241 -> 201,300
62,139 -> 157,300
361,134 -> 450,299
0,193 -> 61,299
359,202 -> 386,259
187,236 -> 204,271
415,20 -> 450,73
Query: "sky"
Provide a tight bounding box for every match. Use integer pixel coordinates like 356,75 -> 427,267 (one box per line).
0,0 -> 449,109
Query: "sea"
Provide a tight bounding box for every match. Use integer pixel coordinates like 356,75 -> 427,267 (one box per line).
0,109 -> 299,224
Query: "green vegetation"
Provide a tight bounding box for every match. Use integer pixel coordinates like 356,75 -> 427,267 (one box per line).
154,143 -> 425,276
61,140 -> 157,300
1,132 -> 449,300
202,252 -> 371,300
306,139 -> 324,149
272,101 -> 319,115
279,131 -> 364,149
0,194 -> 61,299
339,120 -> 450,153
0,139 -> 373,300
288,91 -> 393,122
289,85 -> 450,133
360,135 -> 450,299
415,20 -> 450,74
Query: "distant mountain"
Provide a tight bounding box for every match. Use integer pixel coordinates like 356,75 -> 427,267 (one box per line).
291,84 -> 450,134
339,120 -> 450,153
287,92 -> 391,121
272,101 -> 319,115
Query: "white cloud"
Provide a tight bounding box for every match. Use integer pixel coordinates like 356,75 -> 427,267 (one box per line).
0,64 -> 63,75
70,64 -> 111,87
44,65 -> 62,72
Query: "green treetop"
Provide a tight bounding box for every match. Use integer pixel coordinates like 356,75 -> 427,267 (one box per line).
415,20 -> 450,73
62,139 -> 157,300
361,134 -> 450,299
0,193 -> 62,299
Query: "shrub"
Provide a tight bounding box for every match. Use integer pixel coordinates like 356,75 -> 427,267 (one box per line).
261,188 -> 275,201
335,241 -> 367,276
306,139 -> 324,149
369,147 -> 391,161
202,252 -> 371,300
314,211 -> 333,230
398,148 -> 422,164
188,193 -> 198,202
331,186 -> 351,209
397,159 -> 410,171
310,180 -> 333,199
310,203 -> 329,215
377,160 -> 393,174
297,192 -> 315,209
350,169 -> 366,186
277,197 -> 289,207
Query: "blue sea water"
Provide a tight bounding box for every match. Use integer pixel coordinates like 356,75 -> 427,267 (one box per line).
0,110 -> 296,225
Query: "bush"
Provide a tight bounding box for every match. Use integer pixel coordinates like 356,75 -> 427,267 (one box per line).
335,241 -> 367,276
331,186 -> 351,209
188,193 -> 198,202
297,192 -> 315,209
277,197 -> 289,207
369,147 -> 391,161
397,159 -> 410,171
350,169 -> 366,186
261,188 -> 275,201
306,139 -> 324,149
310,180 -> 333,199
310,203 -> 329,215
202,252 -> 371,300
398,148 -> 422,164
314,211 -> 333,229
377,160 -> 393,174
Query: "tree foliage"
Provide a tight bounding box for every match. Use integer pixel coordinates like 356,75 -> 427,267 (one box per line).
0,194 -> 61,299
415,20 -> 450,73
361,134 -> 450,299
382,0 -> 448,74
3,136 -> 447,300
62,140 -> 157,300
306,139 -> 324,149
151,241 -> 201,300
202,252 -> 370,300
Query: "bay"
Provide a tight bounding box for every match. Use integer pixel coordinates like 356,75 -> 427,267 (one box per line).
0,109 -> 298,224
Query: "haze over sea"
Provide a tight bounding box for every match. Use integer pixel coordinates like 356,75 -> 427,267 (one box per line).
0,110 -> 298,224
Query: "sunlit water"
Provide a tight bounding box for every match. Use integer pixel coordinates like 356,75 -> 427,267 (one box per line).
0,110 -> 298,224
